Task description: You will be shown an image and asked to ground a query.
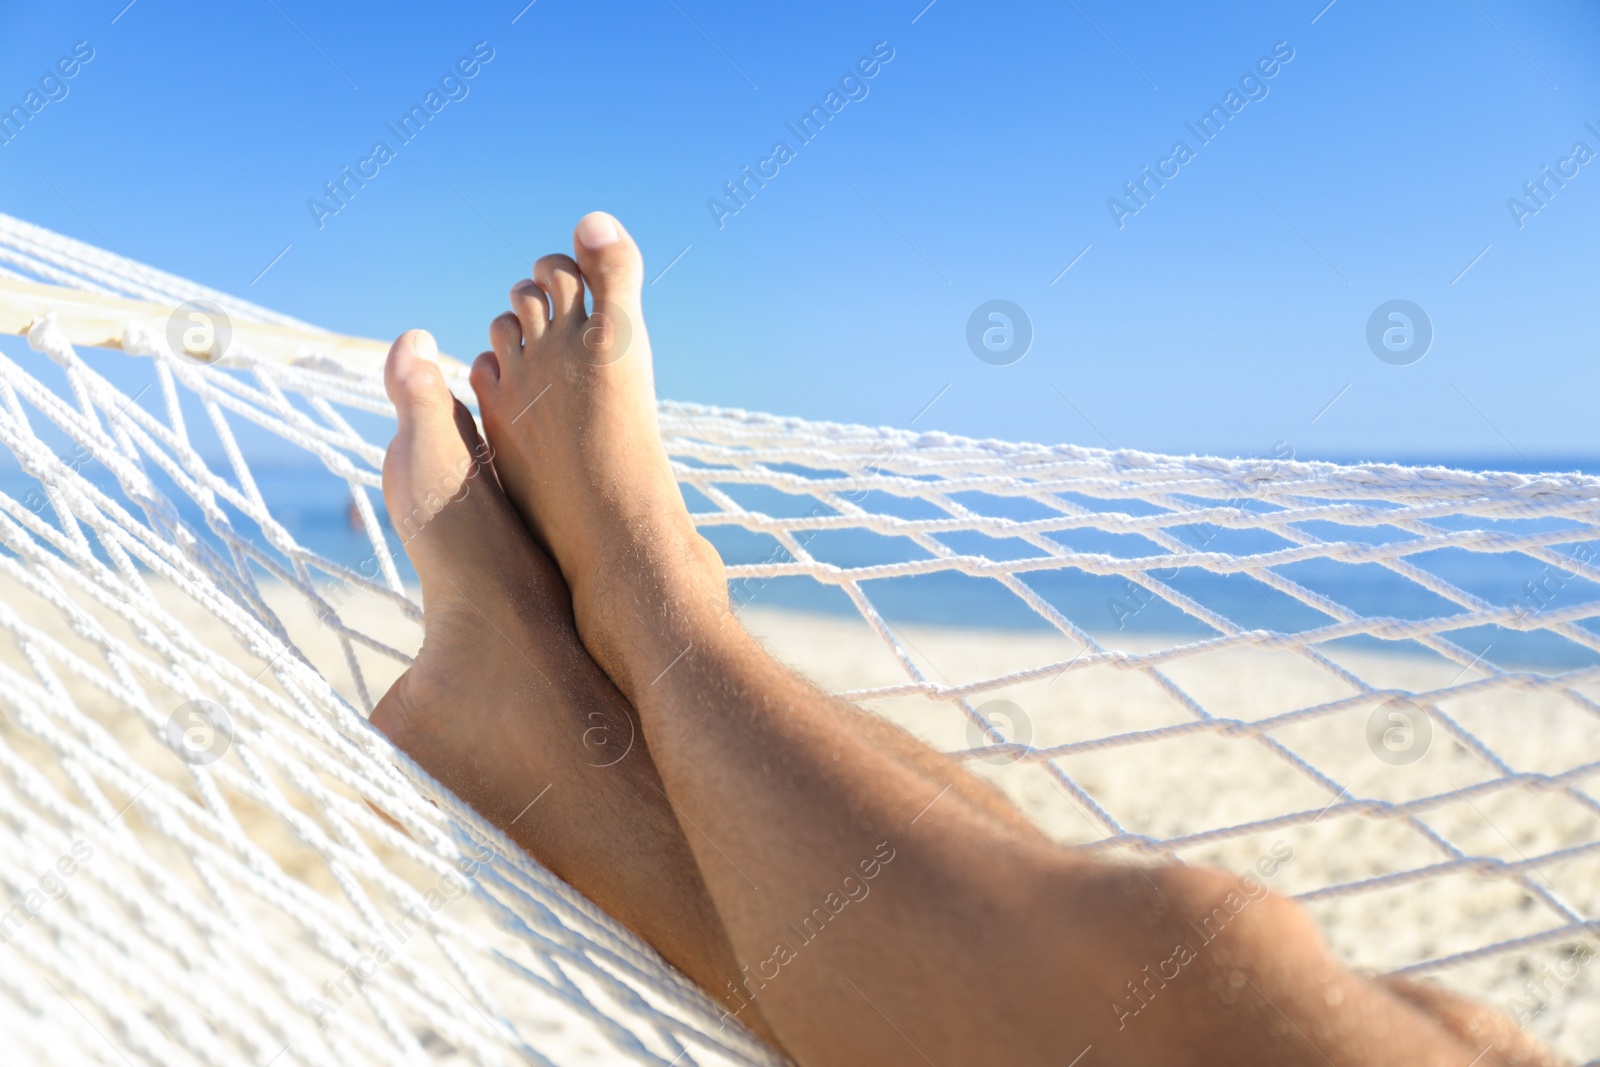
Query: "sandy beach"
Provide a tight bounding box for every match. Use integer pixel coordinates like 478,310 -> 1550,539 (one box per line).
250,575 -> 1600,1061
1,566 -> 1594,1063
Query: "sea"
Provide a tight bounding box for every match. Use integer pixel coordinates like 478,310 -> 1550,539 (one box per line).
3,445 -> 1595,673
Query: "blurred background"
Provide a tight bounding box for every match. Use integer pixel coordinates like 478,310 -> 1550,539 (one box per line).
1,0 -> 1595,468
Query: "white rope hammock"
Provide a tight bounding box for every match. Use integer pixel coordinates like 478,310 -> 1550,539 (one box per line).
0,209 -> 1595,1064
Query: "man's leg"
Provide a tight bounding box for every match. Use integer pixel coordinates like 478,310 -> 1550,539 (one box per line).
469,212 -> 1550,1066
369,330 -> 780,1046
1381,977 -> 1563,1066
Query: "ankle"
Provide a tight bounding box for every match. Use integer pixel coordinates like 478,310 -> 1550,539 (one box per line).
570,527 -> 736,678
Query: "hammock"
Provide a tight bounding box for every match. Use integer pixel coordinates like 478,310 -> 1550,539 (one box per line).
0,210 -> 1595,1064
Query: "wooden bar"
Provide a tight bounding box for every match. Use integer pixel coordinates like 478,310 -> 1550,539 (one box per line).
0,276 -> 466,376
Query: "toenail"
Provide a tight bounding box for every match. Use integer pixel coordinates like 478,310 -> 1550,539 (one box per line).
414,331 -> 438,361
577,214 -> 619,249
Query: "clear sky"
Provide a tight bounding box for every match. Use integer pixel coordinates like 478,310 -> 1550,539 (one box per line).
2,0 -> 1596,463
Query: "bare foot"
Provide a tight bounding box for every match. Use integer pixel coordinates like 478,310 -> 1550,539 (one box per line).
466,217 -> 1556,1066
471,215 -> 1050,848
467,213 -> 726,691
370,329 -> 773,1042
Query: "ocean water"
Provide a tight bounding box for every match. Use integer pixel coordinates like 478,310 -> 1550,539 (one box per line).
693,455 -> 1600,671
3,445 -> 1595,672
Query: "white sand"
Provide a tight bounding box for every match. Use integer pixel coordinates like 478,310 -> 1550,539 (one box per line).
734,607 -> 1600,1060
4,571 -> 1595,1063
254,577 -> 1599,1060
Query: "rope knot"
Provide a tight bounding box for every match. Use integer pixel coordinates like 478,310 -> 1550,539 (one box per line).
25,313 -> 74,366
121,320 -> 166,358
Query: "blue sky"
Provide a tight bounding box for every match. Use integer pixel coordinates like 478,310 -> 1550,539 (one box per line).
1,0 -> 1596,462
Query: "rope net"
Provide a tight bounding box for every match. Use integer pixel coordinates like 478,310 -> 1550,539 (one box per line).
0,210 -> 1596,1064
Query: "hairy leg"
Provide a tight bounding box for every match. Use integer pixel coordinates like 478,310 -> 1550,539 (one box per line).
472,219 -> 1044,849
369,330 -> 778,1046
472,213 -> 1554,1067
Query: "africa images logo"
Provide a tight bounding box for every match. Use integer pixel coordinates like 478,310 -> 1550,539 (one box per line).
706,41 -> 896,229
0,40 -> 95,147
306,42 -> 496,230
1106,41 -> 1295,229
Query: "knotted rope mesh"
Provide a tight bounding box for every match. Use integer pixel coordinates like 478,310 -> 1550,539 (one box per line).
0,210 -> 1596,1063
